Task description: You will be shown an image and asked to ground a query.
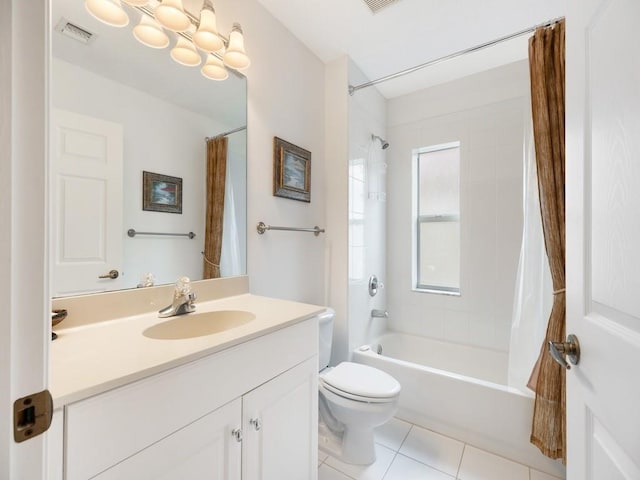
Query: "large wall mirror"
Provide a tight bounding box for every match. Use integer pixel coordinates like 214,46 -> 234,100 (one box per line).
50,0 -> 247,297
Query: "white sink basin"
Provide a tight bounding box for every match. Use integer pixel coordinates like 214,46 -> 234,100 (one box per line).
143,310 -> 256,340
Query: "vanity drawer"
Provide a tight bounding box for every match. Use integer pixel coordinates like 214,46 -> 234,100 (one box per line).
64,318 -> 317,480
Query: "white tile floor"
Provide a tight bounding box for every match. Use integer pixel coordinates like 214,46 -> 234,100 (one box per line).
318,418 -> 565,480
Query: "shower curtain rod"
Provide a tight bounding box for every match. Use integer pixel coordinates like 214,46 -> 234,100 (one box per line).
206,125 -> 247,141
348,16 -> 565,95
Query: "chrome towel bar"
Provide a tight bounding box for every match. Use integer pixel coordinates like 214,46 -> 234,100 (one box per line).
127,229 -> 196,239
256,222 -> 325,237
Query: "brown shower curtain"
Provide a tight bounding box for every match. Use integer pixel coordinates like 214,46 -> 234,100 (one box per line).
527,19 -> 566,462
203,136 -> 228,279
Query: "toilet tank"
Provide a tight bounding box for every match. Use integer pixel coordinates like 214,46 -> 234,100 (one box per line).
317,308 -> 335,371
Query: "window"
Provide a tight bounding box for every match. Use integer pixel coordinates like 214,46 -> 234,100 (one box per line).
415,142 -> 460,294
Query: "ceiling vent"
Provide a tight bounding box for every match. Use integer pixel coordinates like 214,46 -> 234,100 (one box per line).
362,0 -> 401,14
55,18 -> 95,44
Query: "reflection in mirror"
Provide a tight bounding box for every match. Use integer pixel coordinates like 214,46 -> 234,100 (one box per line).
50,0 -> 247,297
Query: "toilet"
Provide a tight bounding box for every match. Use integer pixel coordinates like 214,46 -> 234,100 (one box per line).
317,308 -> 401,465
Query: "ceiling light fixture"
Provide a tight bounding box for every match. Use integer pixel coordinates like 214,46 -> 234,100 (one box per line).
193,2 -> 224,52
170,36 -> 201,66
133,15 -> 169,48
85,0 -> 129,27
223,23 -> 250,70
154,0 -> 190,32
202,54 -> 229,81
84,0 -> 250,80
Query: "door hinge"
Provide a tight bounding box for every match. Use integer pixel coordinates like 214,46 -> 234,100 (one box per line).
13,389 -> 53,443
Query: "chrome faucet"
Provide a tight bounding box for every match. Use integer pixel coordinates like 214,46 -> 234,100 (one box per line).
158,276 -> 197,318
371,309 -> 388,319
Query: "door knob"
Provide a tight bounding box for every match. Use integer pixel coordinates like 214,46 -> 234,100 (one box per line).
249,418 -> 262,431
548,334 -> 580,370
98,269 -> 119,279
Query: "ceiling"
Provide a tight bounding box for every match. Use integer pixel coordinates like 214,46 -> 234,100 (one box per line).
255,0 -> 566,98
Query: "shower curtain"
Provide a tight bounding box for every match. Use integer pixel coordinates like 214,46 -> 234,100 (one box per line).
220,163 -> 242,277
508,102 -> 553,394
203,136 -> 227,279
527,19 -> 566,461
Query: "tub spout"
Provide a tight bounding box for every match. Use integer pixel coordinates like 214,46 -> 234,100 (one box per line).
371,309 -> 388,319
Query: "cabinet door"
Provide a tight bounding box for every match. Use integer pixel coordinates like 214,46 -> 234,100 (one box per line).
242,356 -> 318,480
94,398 -> 242,480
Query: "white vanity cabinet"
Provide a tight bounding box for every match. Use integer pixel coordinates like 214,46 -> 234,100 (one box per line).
94,398 -> 243,480
242,358 -> 318,480
56,318 -> 318,480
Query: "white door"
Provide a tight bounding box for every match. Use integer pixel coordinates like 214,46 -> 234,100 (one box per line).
1,1 -> 49,478
51,109 -> 124,296
566,0 -> 640,478
242,357 -> 318,480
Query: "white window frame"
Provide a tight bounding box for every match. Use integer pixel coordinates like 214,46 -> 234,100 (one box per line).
413,141 -> 461,295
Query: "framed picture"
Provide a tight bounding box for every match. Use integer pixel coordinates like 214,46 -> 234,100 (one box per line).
273,137 -> 311,203
142,171 -> 183,214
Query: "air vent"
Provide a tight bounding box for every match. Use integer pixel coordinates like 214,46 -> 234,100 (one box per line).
55,18 -> 95,44
362,0 -> 401,14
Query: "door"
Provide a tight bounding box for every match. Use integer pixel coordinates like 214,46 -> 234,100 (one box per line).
93,399 -> 242,480
51,109 -> 124,296
242,357 -> 318,480
566,0 -> 640,478
1,1 -> 49,478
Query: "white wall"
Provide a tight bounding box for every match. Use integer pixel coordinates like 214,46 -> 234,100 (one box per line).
325,57 -> 350,364
52,58 -> 237,290
220,0 -> 326,305
386,61 -> 529,352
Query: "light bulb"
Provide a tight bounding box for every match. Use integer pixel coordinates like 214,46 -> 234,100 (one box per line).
223,23 -> 250,70
193,5 -> 224,52
170,37 -> 201,66
154,0 -> 191,32
133,15 -> 169,49
201,54 -> 228,80
85,0 -> 129,27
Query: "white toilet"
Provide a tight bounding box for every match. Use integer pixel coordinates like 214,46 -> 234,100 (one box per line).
317,308 -> 401,465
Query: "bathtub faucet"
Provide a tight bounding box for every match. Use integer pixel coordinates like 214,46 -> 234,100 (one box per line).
371,309 -> 388,319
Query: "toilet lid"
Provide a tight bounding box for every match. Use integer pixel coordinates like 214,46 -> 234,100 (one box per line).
320,362 -> 400,399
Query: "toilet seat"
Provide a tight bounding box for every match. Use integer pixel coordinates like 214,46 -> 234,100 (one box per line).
320,362 -> 400,403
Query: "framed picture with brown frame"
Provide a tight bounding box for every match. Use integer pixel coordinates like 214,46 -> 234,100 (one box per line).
142,171 -> 183,214
273,136 -> 311,203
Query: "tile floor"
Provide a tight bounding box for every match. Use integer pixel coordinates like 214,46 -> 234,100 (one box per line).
318,418 -> 565,480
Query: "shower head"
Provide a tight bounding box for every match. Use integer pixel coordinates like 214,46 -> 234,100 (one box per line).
372,134 -> 390,150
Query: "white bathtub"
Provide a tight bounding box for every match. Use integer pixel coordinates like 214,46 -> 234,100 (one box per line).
352,332 -> 565,477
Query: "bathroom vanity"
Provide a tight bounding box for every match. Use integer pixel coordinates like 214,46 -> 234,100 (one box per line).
47,278 -> 322,479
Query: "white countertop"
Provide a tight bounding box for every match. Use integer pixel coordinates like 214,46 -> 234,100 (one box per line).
51,293 -> 325,407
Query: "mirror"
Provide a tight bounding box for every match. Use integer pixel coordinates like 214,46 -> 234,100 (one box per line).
50,0 -> 247,297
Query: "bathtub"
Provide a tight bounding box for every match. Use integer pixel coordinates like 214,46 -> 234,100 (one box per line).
352,332 -> 565,477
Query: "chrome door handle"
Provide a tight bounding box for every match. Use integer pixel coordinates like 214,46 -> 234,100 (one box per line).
548,334 -> 580,370
98,269 -> 119,279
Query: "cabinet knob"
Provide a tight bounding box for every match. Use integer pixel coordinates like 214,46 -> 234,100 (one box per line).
250,418 -> 262,431
231,428 -> 242,442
